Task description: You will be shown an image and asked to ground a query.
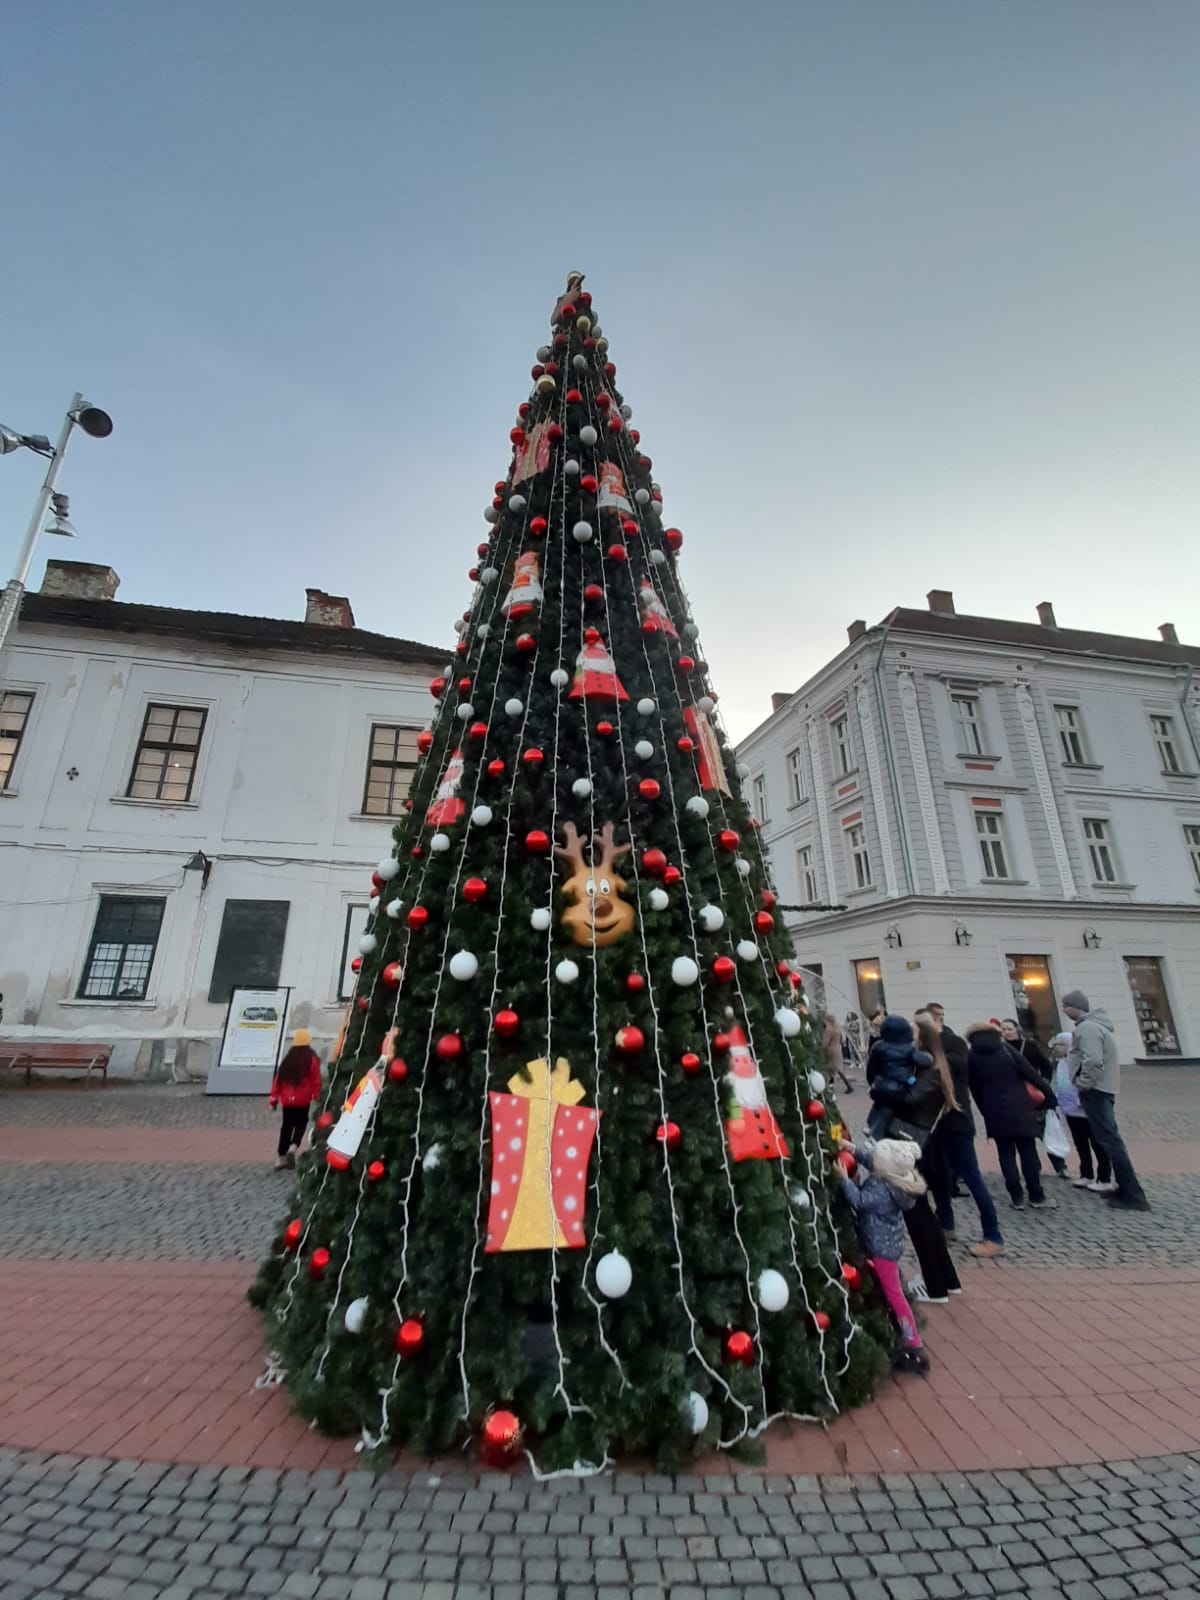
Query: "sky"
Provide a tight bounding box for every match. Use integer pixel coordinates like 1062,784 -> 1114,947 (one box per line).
3,2 -> 1198,741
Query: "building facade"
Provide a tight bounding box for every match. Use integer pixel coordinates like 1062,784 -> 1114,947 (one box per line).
737,591 -> 1200,1061
0,562 -> 443,1080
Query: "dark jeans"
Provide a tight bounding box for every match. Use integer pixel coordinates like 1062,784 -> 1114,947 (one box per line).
902,1193 -> 961,1298
995,1135 -> 1045,1204
931,1127 -> 1003,1244
1066,1112 -> 1111,1183
1079,1089 -> 1146,1204
278,1105 -> 309,1157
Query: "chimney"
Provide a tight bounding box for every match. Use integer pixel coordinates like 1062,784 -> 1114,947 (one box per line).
770,692 -> 790,713
926,589 -> 955,616
304,588 -> 356,628
1037,601 -> 1058,629
1159,623 -> 1179,645
847,619 -> 867,643
40,560 -> 120,601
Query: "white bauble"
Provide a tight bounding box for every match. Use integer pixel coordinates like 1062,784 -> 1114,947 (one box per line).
471,805 -> 493,828
620,403 -> 633,419
449,950 -> 479,982
509,494 -> 527,512
422,1144 -> 441,1171
344,1297 -> 369,1334
358,934 -> 377,955
757,1269 -> 790,1313
790,1185 -> 812,1211
478,623 -> 490,640
572,520 -> 593,543
564,458 -> 580,477
635,487 -> 651,505
775,1007 -> 802,1039
550,668 -> 569,689
684,1391 -> 709,1434
579,425 -> 598,446
697,695 -> 716,714
724,1005 -> 736,1020
368,895 -> 379,916
531,907 -> 553,932
671,956 -> 700,987
735,858 -> 752,879
595,1251 -> 633,1299
376,858 -> 399,880
480,567 -> 499,586
504,697 -> 524,717
649,549 -> 667,567
736,940 -> 758,963
572,778 -> 592,799
386,898 -> 403,919
484,506 -> 499,524
573,354 -> 588,371
683,621 -> 700,640
686,796 -> 710,820
536,344 -> 552,362
555,958 -> 580,985
636,697 -> 656,716
430,833 -> 451,854
648,888 -> 669,911
697,904 -> 724,932
634,740 -> 654,760
454,617 -> 467,635
456,703 -> 473,721
809,1071 -> 827,1096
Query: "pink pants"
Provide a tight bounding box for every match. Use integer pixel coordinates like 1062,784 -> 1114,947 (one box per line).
870,1256 -> 922,1347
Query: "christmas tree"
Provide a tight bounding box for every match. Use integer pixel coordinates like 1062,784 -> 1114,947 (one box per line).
252,275 -> 885,1471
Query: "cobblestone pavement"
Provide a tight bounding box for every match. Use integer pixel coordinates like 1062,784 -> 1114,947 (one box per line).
1,1445 -> 1198,1600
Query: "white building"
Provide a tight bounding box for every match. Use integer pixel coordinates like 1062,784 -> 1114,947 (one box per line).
0,561 -> 443,1081
737,590 -> 1200,1062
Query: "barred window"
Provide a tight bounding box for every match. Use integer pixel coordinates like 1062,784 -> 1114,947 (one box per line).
78,897 -> 166,1000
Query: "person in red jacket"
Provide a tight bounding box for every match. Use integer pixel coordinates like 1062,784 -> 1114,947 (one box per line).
269,1029 -> 322,1169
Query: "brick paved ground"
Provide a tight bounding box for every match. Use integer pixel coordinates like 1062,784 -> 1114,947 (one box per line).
1,1070 -> 1199,1596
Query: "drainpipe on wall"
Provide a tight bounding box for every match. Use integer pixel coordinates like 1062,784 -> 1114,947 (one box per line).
872,622 -> 916,896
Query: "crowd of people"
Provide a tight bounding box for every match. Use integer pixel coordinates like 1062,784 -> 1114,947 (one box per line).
830,989 -> 1150,1375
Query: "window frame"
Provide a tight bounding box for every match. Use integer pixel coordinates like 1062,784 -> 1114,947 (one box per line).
797,844 -> 818,905
950,693 -> 984,757
362,722 -> 421,817
1150,714 -> 1182,775
1082,817 -> 1118,885
830,714 -> 852,777
76,895 -> 167,1001
125,701 -> 207,804
752,772 -> 768,823
1185,824 -> 1200,890
785,746 -> 806,805
1054,704 -> 1088,766
845,822 -> 871,889
974,807 -> 1011,881
0,688 -> 35,792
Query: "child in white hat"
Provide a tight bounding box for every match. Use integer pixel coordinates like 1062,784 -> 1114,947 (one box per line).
838,1136 -> 930,1375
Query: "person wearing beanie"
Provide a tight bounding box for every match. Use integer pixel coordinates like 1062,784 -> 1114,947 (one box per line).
269,1029 -> 323,1170
865,1014 -> 932,1139
1051,1029 -> 1113,1191
837,1136 -> 930,1374
1063,990 -> 1149,1211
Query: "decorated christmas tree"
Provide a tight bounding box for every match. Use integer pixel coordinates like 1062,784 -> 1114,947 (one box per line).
252,275 -> 885,1471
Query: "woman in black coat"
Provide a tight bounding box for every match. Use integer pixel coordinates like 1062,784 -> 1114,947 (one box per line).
869,1052 -> 962,1302
1002,1016 -> 1066,1179
966,1022 -> 1057,1209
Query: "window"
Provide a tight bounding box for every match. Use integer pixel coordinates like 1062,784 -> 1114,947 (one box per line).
77,896 -> 166,1000
797,845 -> 818,905
126,703 -> 206,802
951,694 -> 983,756
975,808 -> 1010,880
846,823 -> 871,889
1083,818 -> 1117,884
752,773 -> 768,822
0,689 -> 34,791
1054,705 -> 1087,765
209,899 -> 291,1004
1151,715 -> 1182,774
785,746 -> 806,805
363,724 -> 421,815
831,715 -> 852,776
1186,825 -> 1200,889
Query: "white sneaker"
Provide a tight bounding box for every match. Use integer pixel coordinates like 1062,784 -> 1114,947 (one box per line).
1071,1177 -> 1092,1188
1087,1180 -> 1118,1194
907,1276 -> 948,1305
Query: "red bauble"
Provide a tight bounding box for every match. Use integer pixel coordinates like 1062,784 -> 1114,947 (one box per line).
367,1159 -> 385,1183
396,1318 -> 425,1358
468,721 -> 488,741
776,960 -> 791,977
604,360 -> 616,376
666,527 -> 683,551
468,566 -> 479,582
522,747 -> 544,768
837,1149 -> 857,1177
841,1262 -> 861,1290
382,961 -> 403,988
639,454 -> 653,469
580,474 -> 598,494
813,1311 -> 832,1331
509,426 -> 525,445
350,955 -> 363,973
607,416 -> 623,433
480,1409 -> 524,1467
458,676 -> 472,695
560,302 -> 576,321
463,876 -> 488,904
515,633 -> 536,654
436,1033 -> 464,1062
547,421 -> 564,441
493,482 -> 506,496
407,906 -> 429,930
316,1111 -> 334,1133
517,403 -> 531,419
525,829 -> 550,853
283,1219 -> 303,1252
488,758 -> 506,778
430,676 -> 447,699
596,720 -> 613,737
681,1051 -> 701,1075
492,495 -> 504,509
718,828 -> 740,852
677,736 -> 695,754
713,1032 -> 731,1053
638,778 -> 660,800
494,1008 -> 520,1038
625,973 -> 645,994
544,360 -> 559,376
615,1025 -> 644,1054
371,872 -> 383,891
356,997 -> 370,1012
478,542 -> 490,558
621,517 -> 639,536
585,626 -> 601,644
630,429 -> 640,443
417,729 -> 434,755
656,1120 -> 682,1150
387,1057 -> 408,1082
805,1100 -> 826,1121
583,335 -> 596,350
553,331 -> 568,349
760,889 -> 777,909
724,1329 -> 754,1368
530,515 -> 548,537
607,544 -> 627,562
753,912 -> 775,934
309,1247 -> 330,1280
456,640 -> 468,655
531,363 -> 544,379
578,290 -> 593,306
411,846 -> 422,859
677,655 -> 695,674
641,848 -> 667,877
595,392 -> 611,410
584,583 -> 603,603
565,387 -> 583,404
712,955 -> 736,984
662,864 -> 682,886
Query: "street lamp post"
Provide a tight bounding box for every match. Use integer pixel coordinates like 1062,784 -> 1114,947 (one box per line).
0,392 -> 113,670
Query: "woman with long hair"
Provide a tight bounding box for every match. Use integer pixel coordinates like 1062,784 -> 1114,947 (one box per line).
269,1029 -> 323,1170
1002,1015 -> 1068,1180
916,1011 -> 1004,1258
966,1021 -> 1057,1210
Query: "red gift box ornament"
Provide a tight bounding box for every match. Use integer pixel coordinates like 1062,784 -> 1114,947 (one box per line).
723,1025 -> 789,1162
486,1056 -> 599,1253
683,706 -> 731,795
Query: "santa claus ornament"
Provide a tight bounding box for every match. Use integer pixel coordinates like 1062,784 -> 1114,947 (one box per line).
597,460 -> 633,513
638,578 -> 678,638
501,551 -> 543,622
568,634 -> 628,703
426,748 -> 466,827
722,1025 -> 789,1162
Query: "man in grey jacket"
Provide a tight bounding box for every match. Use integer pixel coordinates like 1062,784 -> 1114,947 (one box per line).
1062,989 -> 1150,1212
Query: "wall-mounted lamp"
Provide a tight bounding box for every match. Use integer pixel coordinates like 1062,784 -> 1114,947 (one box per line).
1082,926 -> 1102,950
184,850 -> 213,891
884,923 -> 902,949
953,920 -> 972,947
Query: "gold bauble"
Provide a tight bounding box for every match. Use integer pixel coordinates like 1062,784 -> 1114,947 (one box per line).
534,374 -> 557,395
575,315 -> 592,333
596,336 -> 609,353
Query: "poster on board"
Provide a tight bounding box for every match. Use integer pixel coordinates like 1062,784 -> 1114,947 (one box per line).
207,987 -> 292,1093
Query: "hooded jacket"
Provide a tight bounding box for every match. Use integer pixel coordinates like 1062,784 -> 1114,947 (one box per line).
866,1016 -> 931,1096
1067,1008 -> 1120,1095
967,1028 -> 1056,1140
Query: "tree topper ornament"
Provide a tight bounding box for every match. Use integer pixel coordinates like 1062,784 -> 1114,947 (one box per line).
554,821 -> 634,947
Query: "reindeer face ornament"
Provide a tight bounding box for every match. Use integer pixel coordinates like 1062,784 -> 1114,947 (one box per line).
555,821 -> 635,947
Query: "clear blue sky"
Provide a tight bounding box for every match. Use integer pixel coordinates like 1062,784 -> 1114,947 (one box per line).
3,2 -> 1197,738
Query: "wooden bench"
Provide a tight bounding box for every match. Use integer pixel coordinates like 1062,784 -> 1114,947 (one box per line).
0,1042 -> 113,1086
